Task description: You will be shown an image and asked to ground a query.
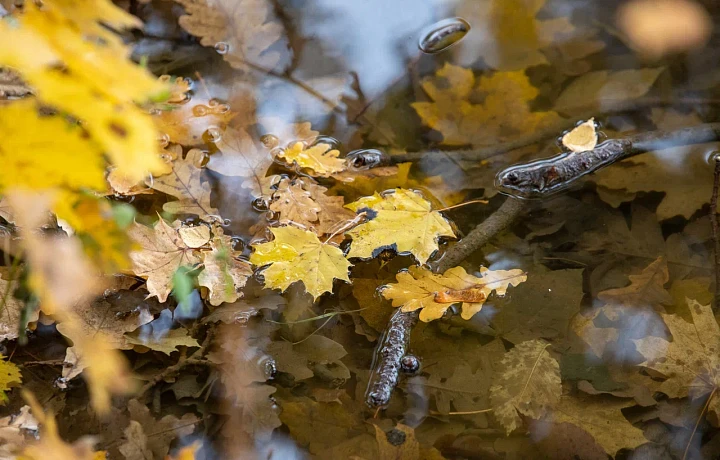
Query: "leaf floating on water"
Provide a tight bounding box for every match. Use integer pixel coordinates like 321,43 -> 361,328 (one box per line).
489,339 -> 561,434
250,226 -> 351,299
345,188 -> 455,265
278,142 -> 346,177
561,118 -> 597,153
0,355 -> 21,405
381,265 -> 526,322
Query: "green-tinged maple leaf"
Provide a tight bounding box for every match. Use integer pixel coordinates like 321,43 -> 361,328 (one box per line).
0,355 -> 21,404
345,189 -> 455,264
489,339 -> 561,434
150,148 -> 220,221
250,226 -> 351,299
381,265 -> 526,322
544,395 -> 647,456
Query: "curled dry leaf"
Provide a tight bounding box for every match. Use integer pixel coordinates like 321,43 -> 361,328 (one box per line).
345,188 -> 455,264
489,339 -> 561,434
175,0 -> 291,73
269,178 -> 355,235
250,226 -> 351,299
278,142 -> 346,177
382,265 -> 527,322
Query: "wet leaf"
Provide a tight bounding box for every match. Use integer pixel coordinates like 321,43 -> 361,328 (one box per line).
373,424 -> 419,460
0,268 -> 37,342
278,142 -> 346,177
120,399 -> 198,459
176,0 -> 291,73
489,339 -> 561,434
345,189 -> 455,264
198,228 -> 253,306
128,219 -> 202,303
126,327 -> 200,355
268,335 -> 348,381
561,118 -> 597,152
0,405 -> 38,457
411,63 -> 561,146
382,265 -> 526,322
154,93 -> 236,146
250,226 -> 351,299
597,256 -> 672,308
0,355 -> 21,404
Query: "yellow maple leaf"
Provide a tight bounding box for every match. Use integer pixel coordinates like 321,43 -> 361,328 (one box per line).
0,0 -> 167,182
345,188 -> 455,264
128,218 -> 203,302
250,226 -> 351,299
411,63 -> 561,146
278,142 -> 346,177
382,265 -> 527,321
0,355 -> 21,405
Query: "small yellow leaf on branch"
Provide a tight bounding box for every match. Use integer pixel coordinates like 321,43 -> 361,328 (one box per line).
382,265 -> 526,322
250,226 -> 351,299
345,189 -> 455,265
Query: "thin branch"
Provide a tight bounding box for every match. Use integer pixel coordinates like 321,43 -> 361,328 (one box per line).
712,155 -> 720,313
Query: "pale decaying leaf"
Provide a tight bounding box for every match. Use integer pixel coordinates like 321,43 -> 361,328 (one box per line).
345,188 -> 455,264
175,0 -> 291,73
561,118 -> 597,152
489,339 -> 561,434
250,226 -> 351,299
0,405 -> 38,458
381,265 -> 527,322
412,63 -> 562,146
150,148 -> 220,221
208,126 -> 279,198
198,228 -> 253,306
546,395 -> 647,456
634,299 -> 720,418
278,142 -> 346,177
269,178 -> 355,235
128,218 -> 202,302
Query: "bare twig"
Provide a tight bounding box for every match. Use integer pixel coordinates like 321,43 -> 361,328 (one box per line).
712,154 -> 720,313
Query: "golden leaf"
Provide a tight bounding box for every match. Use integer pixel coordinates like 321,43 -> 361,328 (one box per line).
128,219 -> 202,302
373,424 -> 419,460
0,355 -> 21,405
489,339 -> 561,434
150,148 -> 221,221
269,178 -> 355,235
546,395 -> 647,456
250,226 -> 351,299
198,228 -> 253,306
208,127 -> 279,198
561,118 -> 597,152
382,265 -> 527,322
345,189 -> 455,264
154,92 -> 236,146
175,0 -> 291,73
278,142 -> 346,177
412,63 -> 561,146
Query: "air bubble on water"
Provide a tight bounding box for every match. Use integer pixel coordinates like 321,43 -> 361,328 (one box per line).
222,218 -> 231,226
346,148 -> 389,170
230,236 -> 245,251
158,133 -> 170,148
260,134 -> 279,149
194,150 -> 210,168
192,104 -> 209,117
205,126 -> 222,143
313,135 -> 342,150
214,42 -> 230,54
418,17 -> 471,54
707,151 -> 720,165
265,210 -> 279,222
252,197 -> 270,212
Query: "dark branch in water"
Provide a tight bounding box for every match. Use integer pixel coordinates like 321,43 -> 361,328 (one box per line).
365,197 -> 525,408
712,154 -> 720,313
497,123 -> 720,199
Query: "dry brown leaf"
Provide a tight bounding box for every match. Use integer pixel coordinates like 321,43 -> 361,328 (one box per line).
175,0 -> 291,73
489,339 -> 561,434
269,178 -> 355,235
150,148 -> 220,221
128,219 -> 202,302
382,265 -> 526,322
597,256 -> 672,308
208,126 -> 279,198
119,399 -> 198,459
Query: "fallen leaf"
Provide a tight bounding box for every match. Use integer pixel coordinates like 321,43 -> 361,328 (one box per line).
554,68 -> 665,113
126,327 -> 199,355
269,178 -> 355,235
128,219 -> 202,302
198,228 -> 253,306
151,149 -> 220,221
0,355 -> 21,404
597,256 -> 672,308
120,399 -> 198,459
411,63 -> 561,146
382,265 -> 526,322
373,424 -> 419,460
175,0 -> 291,73
207,126 -> 279,198
201,292 -> 286,324
561,118 -> 597,152
250,226 -> 351,299
0,405 -> 38,458
268,335 -> 348,381
257,119 -> 319,149
278,142 -> 346,177
489,339 -> 561,434
345,189 -> 455,264
545,395 -> 647,456
0,268 -> 37,342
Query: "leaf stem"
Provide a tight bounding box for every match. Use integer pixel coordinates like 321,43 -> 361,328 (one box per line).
436,199 -> 489,213
684,386 -> 716,460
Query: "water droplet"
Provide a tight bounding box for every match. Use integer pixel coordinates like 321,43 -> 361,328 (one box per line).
205,127 -> 222,143
400,354 -> 421,373
148,108 -> 162,116
418,17 -> 471,54
265,210 -> 279,222
192,104 -> 209,117
157,133 -> 170,148
183,216 -> 203,226
252,197 -> 270,212
261,356 -> 277,379
222,218 -> 231,226
260,134 -> 279,149
194,150 -> 210,168
707,151 -> 720,165
346,148 -> 389,170
214,42 -> 230,54
230,236 -> 245,251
